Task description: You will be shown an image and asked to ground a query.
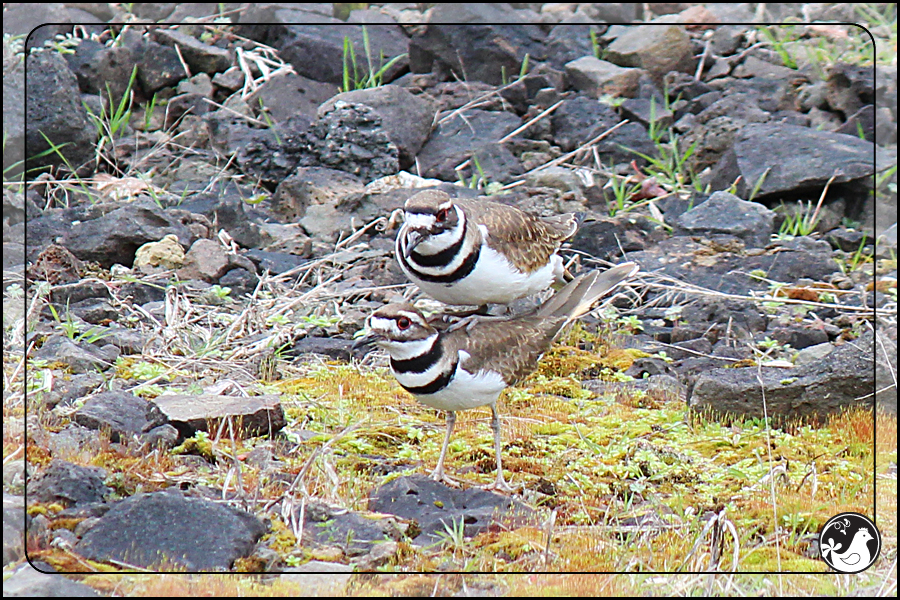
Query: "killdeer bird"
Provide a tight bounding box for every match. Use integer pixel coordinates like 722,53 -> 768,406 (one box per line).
396,190 -> 578,307
362,262 -> 639,492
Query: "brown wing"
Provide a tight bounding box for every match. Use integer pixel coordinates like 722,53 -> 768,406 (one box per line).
458,200 -> 577,273
442,315 -> 566,385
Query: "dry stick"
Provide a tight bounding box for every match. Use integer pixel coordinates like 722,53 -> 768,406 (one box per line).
437,78 -> 525,126
453,100 -> 566,174
808,174 -> 837,231
201,97 -> 271,128
500,120 -> 631,190
695,39 -> 711,81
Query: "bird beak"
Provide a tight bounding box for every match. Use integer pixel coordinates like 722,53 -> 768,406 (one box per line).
351,329 -> 380,359
404,229 -> 426,258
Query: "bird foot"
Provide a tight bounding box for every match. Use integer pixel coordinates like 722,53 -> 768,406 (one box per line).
479,477 -> 519,495
429,470 -> 462,488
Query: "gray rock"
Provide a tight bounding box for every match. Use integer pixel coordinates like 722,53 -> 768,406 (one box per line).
709,123 -> 891,200
409,5 -> 545,85
290,337 -> 356,362
416,109 -> 521,181
75,490 -> 266,571
26,460 -> 109,508
273,167 -> 366,221
24,51 -> 96,174
3,495 -> 26,567
299,500 -> 407,556
61,202 -> 195,268
151,394 -> 285,438
74,391 -> 167,442
675,191 -> 775,248
137,40 -> 186,93
319,86 -> 437,170
42,373 -> 104,409
875,325 -> 897,414
32,336 -> 118,374
150,28 -> 231,75
549,95 -> 622,153
564,56 -> 643,99
177,238 -> 256,284
794,342 -> 835,366
368,475 -> 534,544
245,71 -> 338,122
689,330 -> 876,421
605,23 -> 694,83
311,101 -> 400,182
2,562 -> 101,597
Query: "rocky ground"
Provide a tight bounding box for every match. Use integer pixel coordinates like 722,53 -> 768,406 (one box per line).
2,2 -> 897,596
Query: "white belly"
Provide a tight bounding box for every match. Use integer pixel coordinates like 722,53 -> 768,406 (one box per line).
413,244 -> 560,306
394,351 -> 507,412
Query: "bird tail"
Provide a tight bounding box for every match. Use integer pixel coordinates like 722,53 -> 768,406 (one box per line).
538,262 -> 639,322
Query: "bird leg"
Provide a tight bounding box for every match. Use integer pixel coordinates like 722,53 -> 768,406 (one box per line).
480,405 -> 517,494
430,411 -> 460,488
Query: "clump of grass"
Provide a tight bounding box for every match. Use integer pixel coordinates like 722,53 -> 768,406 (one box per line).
340,26 -> 406,92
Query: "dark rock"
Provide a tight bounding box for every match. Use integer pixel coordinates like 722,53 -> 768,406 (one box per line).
708,123 -> 890,201
245,71 -> 338,122
545,22 -> 602,70
826,63 -> 874,118
828,227 -> 871,252
137,40 -> 187,93
33,336 -> 119,374
272,166 -> 365,221
369,475 -> 534,544
119,281 -> 167,306
299,501 -> 407,556
149,28 -> 231,75
605,23 -> 694,84
27,460 -> 109,508
289,337 -> 355,362
680,297 -> 768,342
416,109 -> 520,180
410,5 -> 545,85
150,394 -> 285,439
75,490 -> 266,571
549,95 -> 622,153
42,373 -> 104,409
61,202 -> 195,268
625,357 -> 677,379
219,268 -> 258,297
318,86 -> 437,170
97,327 -> 149,355
876,326 -> 896,414
311,101 -> 400,182
836,105 -> 877,142
620,97 -> 673,130
770,325 -> 830,350
177,190 -> 264,250
568,216 -> 661,260
593,121 -> 658,167
689,330 -> 876,422
27,244 -> 85,285
139,424 -> 180,449
675,191 -> 775,248
65,298 -> 119,325
467,143 -> 523,184
3,54 -> 25,179
239,18 -> 408,85
243,250 -> 310,275
73,391 -> 167,442
25,51 -> 96,174
665,337 -> 713,360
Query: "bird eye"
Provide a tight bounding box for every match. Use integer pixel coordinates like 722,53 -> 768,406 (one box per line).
436,208 -> 449,222
397,317 -> 411,330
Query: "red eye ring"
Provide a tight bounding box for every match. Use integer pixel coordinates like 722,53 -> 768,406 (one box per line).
436,208 -> 449,222
397,317 -> 411,330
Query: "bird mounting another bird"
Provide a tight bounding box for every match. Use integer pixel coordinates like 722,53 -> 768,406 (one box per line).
359,263 -> 639,493
396,189 -> 578,308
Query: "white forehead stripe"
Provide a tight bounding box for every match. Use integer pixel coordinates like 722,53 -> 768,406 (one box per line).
404,213 -> 437,229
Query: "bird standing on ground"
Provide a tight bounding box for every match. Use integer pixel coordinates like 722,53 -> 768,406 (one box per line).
396,190 -> 578,308
362,262 -> 639,492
